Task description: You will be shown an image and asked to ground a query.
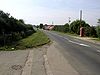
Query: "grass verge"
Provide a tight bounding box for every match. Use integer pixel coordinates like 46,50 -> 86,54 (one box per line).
52,31 -> 100,43
0,31 -> 50,51
52,31 -> 79,37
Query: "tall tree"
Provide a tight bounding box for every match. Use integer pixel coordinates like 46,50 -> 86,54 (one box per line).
97,19 -> 100,24
96,19 -> 100,38
63,23 -> 69,33
0,10 -> 36,46
39,23 -> 43,29
70,20 -> 90,34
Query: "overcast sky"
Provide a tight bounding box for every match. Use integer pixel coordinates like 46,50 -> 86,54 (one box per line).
0,0 -> 100,25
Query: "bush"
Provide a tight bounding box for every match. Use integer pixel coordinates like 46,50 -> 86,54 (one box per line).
70,20 -> 90,34
84,27 -> 91,36
52,23 -> 70,33
96,26 -> 100,38
0,10 -> 36,46
90,26 -> 97,37
25,30 -> 35,36
12,32 -> 22,41
63,23 -> 69,33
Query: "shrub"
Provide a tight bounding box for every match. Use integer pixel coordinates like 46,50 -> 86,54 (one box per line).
96,26 -> 100,38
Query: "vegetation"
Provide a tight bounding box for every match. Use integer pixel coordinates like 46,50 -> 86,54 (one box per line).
39,23 -> 43,29
96,26 -> 100,38
84,26 -> 97,37
96,19 -> 100,38
53,23 -> 69,33
53,20 -> 90,34
0,10 -> 36,46
70,20 -> 90,34
53,19 -> 100,39
15,31 -> 50,50
0,31 -> 50,50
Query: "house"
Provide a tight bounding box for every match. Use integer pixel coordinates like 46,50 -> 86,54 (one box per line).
43,24 -> 54,30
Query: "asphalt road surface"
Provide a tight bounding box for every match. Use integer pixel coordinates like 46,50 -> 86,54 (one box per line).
44,30 -> 100,75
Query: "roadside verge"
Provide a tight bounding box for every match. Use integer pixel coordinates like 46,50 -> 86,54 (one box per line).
53,31 -> 100,45
0,31 -> 50,51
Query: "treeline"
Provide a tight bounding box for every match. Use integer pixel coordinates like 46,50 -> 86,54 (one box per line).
53,20 -> 100,38
0,10 -> 36,46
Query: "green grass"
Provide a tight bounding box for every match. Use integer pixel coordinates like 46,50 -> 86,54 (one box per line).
53,31 -> 100,42
91,38 -> 100,41
0,31 -> 50,51
52,31 -> 79,37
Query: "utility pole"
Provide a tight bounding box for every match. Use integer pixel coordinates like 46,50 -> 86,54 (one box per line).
52,21 -> 54,25
68,17 -> 71,32
80,10 -> 82,27
80,10 -> 84,37
68,17 -> 71,24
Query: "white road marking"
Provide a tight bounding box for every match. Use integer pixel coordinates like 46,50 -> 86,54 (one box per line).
79,44 -> 90,47
68,39 -> 90,47
97,50 -> 100,53
53,33 -> 90,47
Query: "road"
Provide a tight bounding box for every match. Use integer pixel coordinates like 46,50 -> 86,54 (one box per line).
44,30 -> 100,75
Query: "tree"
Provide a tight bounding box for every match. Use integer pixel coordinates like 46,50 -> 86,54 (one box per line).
63,23 -> 69,33
96,26 -> 100,38
97,19 -> 100,24
53,23 -> 69,33
19,19 -> 25,24
96,19 -> 100,38
84,26 -> 97,37
90,26 -> 97,37
70,20 -> 90,34
0,10 -> 10,33
53,25 -> 64,32
0,10 -> 36,46
39,23 -> 43,29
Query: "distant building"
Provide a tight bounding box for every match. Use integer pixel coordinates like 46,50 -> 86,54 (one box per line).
43,24 -> 54,30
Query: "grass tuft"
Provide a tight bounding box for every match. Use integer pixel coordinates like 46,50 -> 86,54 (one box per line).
16,30 -> 50,49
